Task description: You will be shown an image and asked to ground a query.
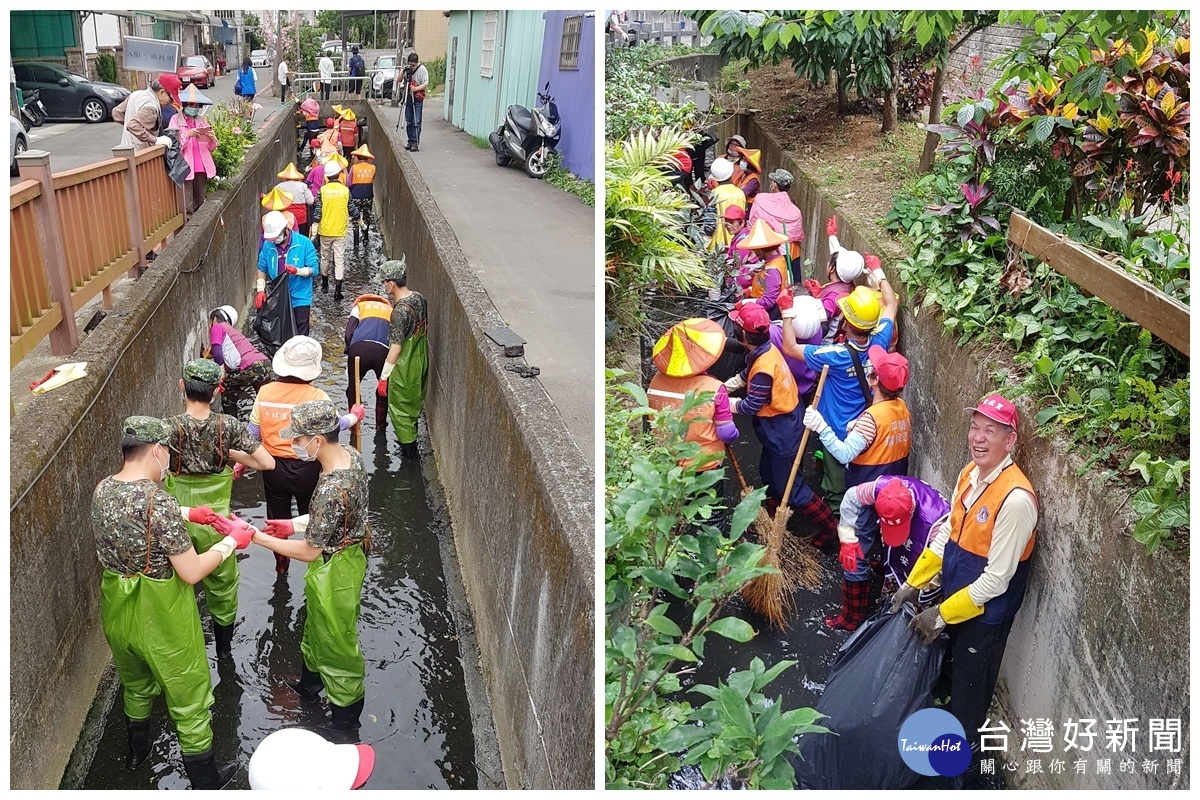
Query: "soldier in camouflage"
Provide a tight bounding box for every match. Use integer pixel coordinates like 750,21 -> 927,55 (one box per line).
374,257 -> 429,458
93,416 -> 253,789
253,400 -> 371,732
162,359 -> 275,654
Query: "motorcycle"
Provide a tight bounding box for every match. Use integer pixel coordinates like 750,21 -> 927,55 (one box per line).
19,89 -> 47,131
488,82 -> 560,179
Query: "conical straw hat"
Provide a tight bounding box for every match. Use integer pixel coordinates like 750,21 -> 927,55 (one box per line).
652,318 -> 727,377
741,219 -> 787,250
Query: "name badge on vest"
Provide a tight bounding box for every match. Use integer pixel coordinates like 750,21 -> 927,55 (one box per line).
976,506 -> 990,523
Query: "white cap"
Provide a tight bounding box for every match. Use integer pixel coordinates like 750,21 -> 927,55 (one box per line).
272,335 -> 323,382
791,295 -> 826,340
324,159 -> 342,178
215,305 -> 238,327
710,157 -> 734,182
835,248 -> 865,282
248,728 -> 375,790
262,210 -> 287,240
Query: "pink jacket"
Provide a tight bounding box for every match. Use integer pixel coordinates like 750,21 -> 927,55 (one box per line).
168,113 -> 218,179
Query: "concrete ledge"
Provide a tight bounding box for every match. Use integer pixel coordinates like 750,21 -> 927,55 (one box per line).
712,112 -> 1189,790
366,103 -> 595,789
9,110 -> 297,789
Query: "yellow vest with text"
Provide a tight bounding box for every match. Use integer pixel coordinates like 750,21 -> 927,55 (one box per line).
318,181 -> 351,238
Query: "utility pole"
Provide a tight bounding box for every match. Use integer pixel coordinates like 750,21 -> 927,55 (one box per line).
275,9 -> 282,97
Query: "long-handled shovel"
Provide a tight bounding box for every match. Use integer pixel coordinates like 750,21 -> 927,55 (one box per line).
353,355 -> 363,452
742,364 -> 830,628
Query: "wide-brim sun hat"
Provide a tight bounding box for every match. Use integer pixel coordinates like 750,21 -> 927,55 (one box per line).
652,318 -> 726,378
733,147 -> 762,173
179,84 -> 213,105
351,144 -> 374,159
272,335 -> 323,382
248,728 -> 375,789
261,186 -> 294,211
277,162 -> 304,181
741,219 -> 788,251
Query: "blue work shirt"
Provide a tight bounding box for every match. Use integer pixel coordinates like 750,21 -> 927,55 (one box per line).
257,231 -> 319,308
802,317 -> 896,439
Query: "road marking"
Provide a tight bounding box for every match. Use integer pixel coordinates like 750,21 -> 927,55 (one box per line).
28,124 -> 82,143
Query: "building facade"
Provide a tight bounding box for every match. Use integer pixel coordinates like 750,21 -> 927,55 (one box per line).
536,11 -> 595,180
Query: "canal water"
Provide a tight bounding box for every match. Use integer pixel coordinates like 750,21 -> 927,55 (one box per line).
65,223 -> 502,789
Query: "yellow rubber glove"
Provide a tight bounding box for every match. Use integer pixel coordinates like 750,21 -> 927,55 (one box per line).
939,586 -> 985,625
906,548 -> 943,589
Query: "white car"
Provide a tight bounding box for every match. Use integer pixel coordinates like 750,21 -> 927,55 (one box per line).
11,115 -> 29,175
250,49 -> 270,67
321,40 -> 343,54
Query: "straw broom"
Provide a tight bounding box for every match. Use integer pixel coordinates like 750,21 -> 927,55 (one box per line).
741,365 -> 830,628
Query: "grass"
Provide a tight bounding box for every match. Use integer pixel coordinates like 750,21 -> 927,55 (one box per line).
470,135 -> 490,149
545,152 -> 595,206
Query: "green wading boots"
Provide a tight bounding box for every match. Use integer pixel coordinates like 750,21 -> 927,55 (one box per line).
329,697 -> 365,731
213,622 -> 235,656
287,664 -> 325,703
182,749 -> 236,789
125,717 -> 153,770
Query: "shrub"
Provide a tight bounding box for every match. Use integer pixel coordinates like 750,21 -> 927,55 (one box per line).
96,52 -> 118,85
205,101 -> 258,190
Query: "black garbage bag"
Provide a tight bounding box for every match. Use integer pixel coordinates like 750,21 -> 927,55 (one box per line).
252,271 -> 296,357
704,298 -> 746,383
162,132 -> 190,187
792,607 -> 946,790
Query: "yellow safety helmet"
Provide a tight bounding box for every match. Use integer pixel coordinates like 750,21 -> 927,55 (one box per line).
837,286 -> 882,331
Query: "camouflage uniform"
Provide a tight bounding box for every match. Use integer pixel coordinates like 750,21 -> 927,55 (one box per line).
93,477 -> 193,579
388,292 -> 428,345
379,260 -> 429,446
305,447 -> 371,555
163,413 -> 262,475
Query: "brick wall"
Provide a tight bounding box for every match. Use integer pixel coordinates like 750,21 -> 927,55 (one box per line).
945,23 -> 1029,90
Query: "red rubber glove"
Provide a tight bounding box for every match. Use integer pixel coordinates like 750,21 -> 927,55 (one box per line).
210,514 -> 241,537
255,291 -> 267,309
284,265 -> 299,275
214,378 -> 225,395
212,513 -> 254,549
864,254 -> 882,273
188,505 -> 218,526
839,542 -> 865,573
826,216 -> 838,237
264,519 -> 296,539
376,378 -> 388,397
232,462 -> 247,480
803,279 -> 822,298
350,404 -> 365,423
777,289 -> 793,311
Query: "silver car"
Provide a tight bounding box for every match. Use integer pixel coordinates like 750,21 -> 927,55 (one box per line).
11,115 -> 29,175
250,49 -> 270,67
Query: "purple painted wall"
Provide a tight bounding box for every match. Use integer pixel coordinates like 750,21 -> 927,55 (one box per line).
537,11 -> 595,181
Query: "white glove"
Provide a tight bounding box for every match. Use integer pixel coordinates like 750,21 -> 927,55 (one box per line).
780,307 -> 797,320
803,406 -> 828,434
724,374 -> 745,393
729,397 -> 742,416
866,269 -> 885,289
296,267 -> 314,277
155,135 -> 172,148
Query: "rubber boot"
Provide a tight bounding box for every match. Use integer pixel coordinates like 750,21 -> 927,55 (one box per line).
124,717 -> 152,770
322,274 -> 330,294
824,578 -> 872,631
796,494 -> 839,551
399,441 -> 419,461
287,663 -> 325,703
213,621 -> 234,657
334,279 -> 344,302
329,697 -> 365,731
181,749 -> 235,790
275,553 -> 290,574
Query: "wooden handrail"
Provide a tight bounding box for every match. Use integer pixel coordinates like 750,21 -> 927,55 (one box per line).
10,180 -> 41,209
1008,211 -> 1190,356
51,158 -> 127,190
134,144 -> 168,165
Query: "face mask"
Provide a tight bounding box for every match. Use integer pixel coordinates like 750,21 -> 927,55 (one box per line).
153,446 -> 169,482
291,438 -> 320,462
184,107 -> 201,117
275,232 -> 288,245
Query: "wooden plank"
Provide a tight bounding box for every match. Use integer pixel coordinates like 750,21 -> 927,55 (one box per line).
134,144 -> 168,165
9,180 -> 41,209
70,250 -> 139,310
142,213 -> 185,252
51,158 -> 127,190
10,303 -> 63,367
1008,211 -> 1190,356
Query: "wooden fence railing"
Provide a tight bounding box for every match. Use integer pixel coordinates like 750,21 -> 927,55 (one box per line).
1008,211 -> 1190,356
10,147 -> 184,366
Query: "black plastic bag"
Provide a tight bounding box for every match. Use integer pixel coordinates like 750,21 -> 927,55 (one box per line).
162,132 -> 190,187
704,300 -> 747,383
792,607 -> 946,790
252,271 -> 296,357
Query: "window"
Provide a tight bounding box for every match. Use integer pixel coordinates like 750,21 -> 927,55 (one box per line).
559,14 -> 583,71
480,11 -> 497,78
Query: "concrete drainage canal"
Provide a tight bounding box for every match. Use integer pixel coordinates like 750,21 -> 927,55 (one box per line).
59,223 -> 503,790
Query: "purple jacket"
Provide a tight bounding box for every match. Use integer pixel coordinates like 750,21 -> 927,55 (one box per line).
876,475 -> 950,584
769,322 -> 821,396
211,322 -> 268,371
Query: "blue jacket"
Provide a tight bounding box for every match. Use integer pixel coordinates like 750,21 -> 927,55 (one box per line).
257,232 -> 319,307
235,67 -> 256,96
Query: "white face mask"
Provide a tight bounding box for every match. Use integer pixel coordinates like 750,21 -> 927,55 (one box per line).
153,446 -> 169,482
291,437 -> 320,462
274,232 -> 288,245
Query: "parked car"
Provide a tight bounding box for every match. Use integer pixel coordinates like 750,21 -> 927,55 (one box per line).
13,61 -> 130,123
250,49 -> 270,67
177,55 -> 216,89
11,115 -> 29,175
321,39 -> 343,54
370,54 -> 399,98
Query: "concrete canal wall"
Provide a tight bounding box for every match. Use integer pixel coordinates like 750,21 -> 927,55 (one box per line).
9,107 -> 299,789
710,111 -> 1189,789
367,103 -> 595,790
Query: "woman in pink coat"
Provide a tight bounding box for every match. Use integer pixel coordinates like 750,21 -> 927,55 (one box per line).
168,85 -> 218,214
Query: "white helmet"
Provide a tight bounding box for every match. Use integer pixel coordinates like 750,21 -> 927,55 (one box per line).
835,248 -> 865,282
248,728 -> 375,789
213,305 -> 238,327
791,295 -> 827,340
324,159 -> 342,178
710,157 -> 734,182
262,211 -> 287,240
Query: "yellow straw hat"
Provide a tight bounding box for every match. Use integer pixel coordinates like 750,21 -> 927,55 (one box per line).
734,147 -> 762,173
652,318 -> 726,377
351,144 -> 374,160
277,162 -> 304,181
261,186 -> 294,211
741,219 -> 788,251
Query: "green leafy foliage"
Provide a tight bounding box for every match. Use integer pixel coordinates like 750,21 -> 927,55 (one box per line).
605,372 -> 826,788
1127,452 -> 1190,554
96,52 -> 118,85
544,151 -> 595,207
605,45 -> 709,143
205,101 -> 258,190
425,56 -> 446,92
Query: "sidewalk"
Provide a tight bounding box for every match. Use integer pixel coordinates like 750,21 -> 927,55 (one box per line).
374,97 -> 595,465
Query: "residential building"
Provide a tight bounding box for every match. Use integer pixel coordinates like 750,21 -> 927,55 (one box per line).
386,11 -> 447,60
536,11 -> 595,180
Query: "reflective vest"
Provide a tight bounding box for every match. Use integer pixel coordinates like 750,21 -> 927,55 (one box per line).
707,184 -> 746,250
256,381 -> 328,457
749,256 -> 789,301
747,345 -> 798,418
647,373 -> 724,471
318,181 -> 351,238
846,398 -> 912,486
942,462 -> 1038,625
349,295 -> 392,348
349,161 -> 375,199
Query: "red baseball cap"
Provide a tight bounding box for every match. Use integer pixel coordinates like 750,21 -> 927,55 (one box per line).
876,479 -> 915,546
730,303 -> 770,333
867,345 -> 909,392
723,205 -> 746,221
966,392 -> 1019,429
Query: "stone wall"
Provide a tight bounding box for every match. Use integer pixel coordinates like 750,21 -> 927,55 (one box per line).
712,112 -> 1190,790
365,103 -> 595,789
9,110 -> 297,790
945,23 -> 1030,90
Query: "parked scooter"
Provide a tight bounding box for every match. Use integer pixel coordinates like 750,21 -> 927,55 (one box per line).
19,89 -> 47,131
488,82 -> 560,179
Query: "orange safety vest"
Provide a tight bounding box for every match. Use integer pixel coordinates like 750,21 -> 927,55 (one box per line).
256,381 -> 328,457
349,162 -> 375,185
647,373 -> 725,471
747,345 -> 798,417
852,398 -> 912,467
748,256 -> 789,300
353,294 -> 392,320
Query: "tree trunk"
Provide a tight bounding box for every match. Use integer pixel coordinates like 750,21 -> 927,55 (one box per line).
836,71 -> 849,115
881,34 -> 899,133
918,66 -> 947,172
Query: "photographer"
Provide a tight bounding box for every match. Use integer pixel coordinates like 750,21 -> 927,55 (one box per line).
402,52 -> 428,152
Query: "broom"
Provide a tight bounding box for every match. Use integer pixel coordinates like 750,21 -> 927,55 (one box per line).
741,365 -> 830,628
